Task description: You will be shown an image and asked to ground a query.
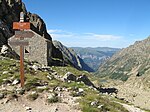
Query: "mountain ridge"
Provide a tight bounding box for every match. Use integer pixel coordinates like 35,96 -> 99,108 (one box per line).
71,47 -> 120,71
53,40 -> 94,72
96,36 -> 150,84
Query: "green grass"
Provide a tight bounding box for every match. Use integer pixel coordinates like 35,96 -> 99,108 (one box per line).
27,92 -> 38,101
79,89 -> 128,112
47,93 -> 60,103
0,57 -> 129,112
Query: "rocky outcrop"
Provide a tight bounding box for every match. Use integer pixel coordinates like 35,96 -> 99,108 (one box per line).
0,0 -> 58,66
0,44 -> 19,58
0,0 -> 25,46
77,75 -> 95,87
0,0 -> 52,47
63,72 -> 77,82
62,71 -> 95,87
53,40 -> 94,72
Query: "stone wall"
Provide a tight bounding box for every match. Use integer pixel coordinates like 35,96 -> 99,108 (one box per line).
8,30 -> 52,66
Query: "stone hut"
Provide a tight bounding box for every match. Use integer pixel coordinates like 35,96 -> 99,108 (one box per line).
8,30 -> 52,66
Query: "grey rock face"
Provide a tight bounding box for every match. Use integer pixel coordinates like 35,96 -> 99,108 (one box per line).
77,75 -> 94,87
0,44 -> 19,58
0,0 -> 53,64
53,40 -> 94,72
0,0 -> 26,46
1,45 -> 8,54
0,93 -> 4,99
63,72 -> 77,82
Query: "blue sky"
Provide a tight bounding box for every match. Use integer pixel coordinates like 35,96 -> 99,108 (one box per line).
23,0 -> 150,48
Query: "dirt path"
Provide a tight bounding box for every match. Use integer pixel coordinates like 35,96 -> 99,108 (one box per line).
0,91 -> 81,112
121,103 -> 145,112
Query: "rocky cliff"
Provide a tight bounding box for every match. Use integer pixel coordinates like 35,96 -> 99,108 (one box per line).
53,40 -> 94,72
0,0 -> 52,45
0,0 -> 64,64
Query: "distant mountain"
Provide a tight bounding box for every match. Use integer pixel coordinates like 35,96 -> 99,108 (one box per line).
53,40 -> 94,72
96,36 -> 150,85
71,47 -> 120,71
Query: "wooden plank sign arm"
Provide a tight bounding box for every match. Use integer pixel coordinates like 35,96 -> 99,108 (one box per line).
13,22 -> 30,30
15,31 -> 34,38
9,40 -> 29,46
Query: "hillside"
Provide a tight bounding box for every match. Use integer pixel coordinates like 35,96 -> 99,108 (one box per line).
96,36 -> 150,110
72,47 -> 120,71
97,37 -> 150,81
53,40 -> 94,72
0,56 -> 132,112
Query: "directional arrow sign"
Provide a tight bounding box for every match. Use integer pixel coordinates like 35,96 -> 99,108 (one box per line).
13,22 -> 30,30
15,31 -> 34,38
9,40 -> 29,46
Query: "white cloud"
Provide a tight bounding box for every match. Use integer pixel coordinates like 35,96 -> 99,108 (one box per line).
48,29 -> 75,39
47,29 -> 62,33
84,33 -> 122,41
47,29 -> 124,48
51,34 -> 74,38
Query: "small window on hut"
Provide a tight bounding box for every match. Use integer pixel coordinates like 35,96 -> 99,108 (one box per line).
24,47 -> 30,54
25,49 -> 29,54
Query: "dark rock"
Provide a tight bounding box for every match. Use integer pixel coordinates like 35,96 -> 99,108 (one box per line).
99,87 -> 118,94
12,79 -> 20,85
52,40 -> 94,72
0,93 -> 4,99
77,75 -> 95,87
2,79 -> 12,85
16,88 -> 25,95
63,72 -> 76,82
0,0 -> 26,46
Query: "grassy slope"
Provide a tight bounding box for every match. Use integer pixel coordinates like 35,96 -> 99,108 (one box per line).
0,57 -> 128,112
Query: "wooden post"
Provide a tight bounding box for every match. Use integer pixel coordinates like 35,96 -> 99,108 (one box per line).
11,12 -> 34,88
20,45 -> 25,87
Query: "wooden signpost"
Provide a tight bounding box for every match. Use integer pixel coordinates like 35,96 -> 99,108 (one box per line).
10,12 -> 34,87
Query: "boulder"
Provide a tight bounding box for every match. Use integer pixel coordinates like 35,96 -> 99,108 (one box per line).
12,79 -> 20,85
16,88 -> 25,95
2,71 -> 9,74
77,75 -> 94,87
1,45 -> 9,55
25,106 -> 32,111
0,93 -> 4,99
63,72 -> 76,82
78,88 -> 84,93
46,93 -> 59,103
0,45 -> 19,59
52,72 -> 57,75
31,65 -> 39,71
46,75 -> 53,80
47,93 -> 55,100
55,87 -> 62,92
91,101 -> 98,106
97,105 -> 103,109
